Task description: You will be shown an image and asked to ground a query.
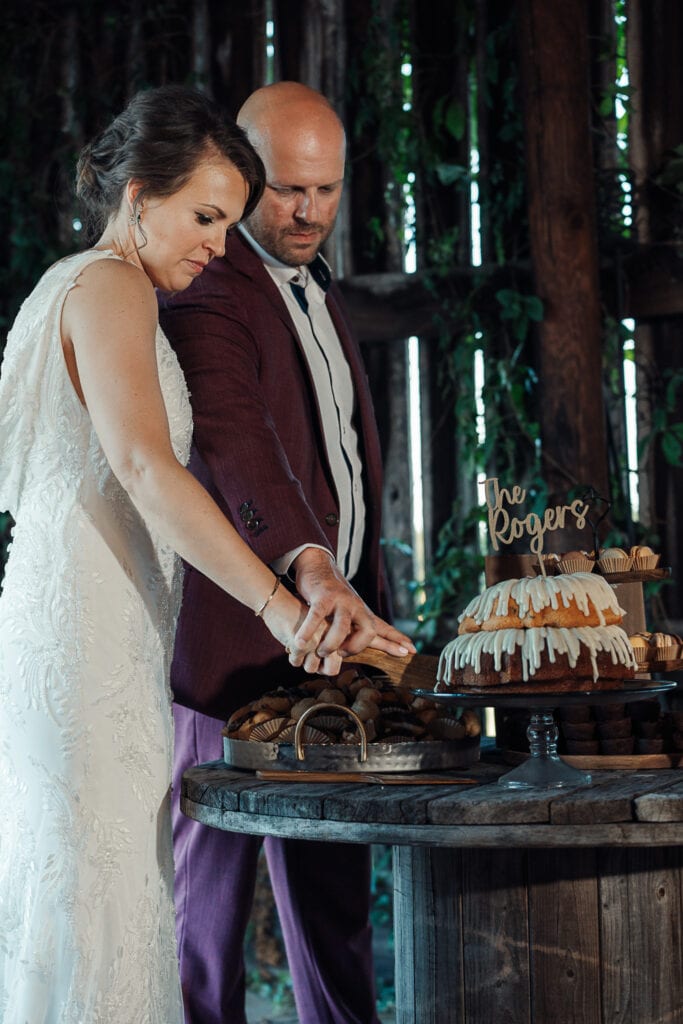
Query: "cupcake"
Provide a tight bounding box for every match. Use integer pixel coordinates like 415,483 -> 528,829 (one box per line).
650,632 -> 682,662
539,552 -> 561,575
629,544 -> 660,571
596,717 -> 632,739
561,720 -> 597,740
597,546 -> 632,574
557,549 -> 595,574
629,633 -> 652,670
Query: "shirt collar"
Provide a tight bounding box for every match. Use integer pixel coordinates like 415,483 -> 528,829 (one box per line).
239,224 -> 331,298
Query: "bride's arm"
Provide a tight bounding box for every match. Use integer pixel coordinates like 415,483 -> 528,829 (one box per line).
61,257 -> 337,672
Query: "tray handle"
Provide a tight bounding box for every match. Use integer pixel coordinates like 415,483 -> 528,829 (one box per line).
294,702 -> 368,763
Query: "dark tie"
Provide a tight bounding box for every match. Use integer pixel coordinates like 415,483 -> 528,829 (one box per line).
289,280 -> 308,313
289,256 -> 331,313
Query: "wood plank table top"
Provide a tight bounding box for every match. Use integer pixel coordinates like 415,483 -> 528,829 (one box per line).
182,755 -> 683,1023
181,754 -> 683,848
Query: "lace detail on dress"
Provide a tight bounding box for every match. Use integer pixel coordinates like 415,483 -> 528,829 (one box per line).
0,249 -> 191,1023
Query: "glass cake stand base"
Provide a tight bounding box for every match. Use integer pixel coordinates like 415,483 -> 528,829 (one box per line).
497,709 -> 591,789
412,680 -> 678,791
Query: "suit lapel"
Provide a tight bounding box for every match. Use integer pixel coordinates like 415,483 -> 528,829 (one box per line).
225,232 -> 384,514
228,232 -> 302,335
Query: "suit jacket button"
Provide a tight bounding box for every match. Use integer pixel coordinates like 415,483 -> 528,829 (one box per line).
325,513 -> 339,526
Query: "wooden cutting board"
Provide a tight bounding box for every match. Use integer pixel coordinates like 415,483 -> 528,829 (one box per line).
343,648 -> 439,689
504,748 -> 683,770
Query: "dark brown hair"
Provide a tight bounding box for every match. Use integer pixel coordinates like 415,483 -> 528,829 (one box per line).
76,85 -> 265,242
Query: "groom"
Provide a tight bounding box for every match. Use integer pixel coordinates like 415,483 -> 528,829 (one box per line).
160,82 -> 403,1024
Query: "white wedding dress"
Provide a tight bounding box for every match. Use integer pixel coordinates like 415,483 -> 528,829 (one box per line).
0,249 -> 190,1023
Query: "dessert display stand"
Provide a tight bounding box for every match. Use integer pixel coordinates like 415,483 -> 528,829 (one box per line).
481,558 -> 682,776
414,680 -> 677,789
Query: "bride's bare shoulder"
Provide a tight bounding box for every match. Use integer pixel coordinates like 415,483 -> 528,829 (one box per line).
64,253 -> 156,329
77,251 -> 153,292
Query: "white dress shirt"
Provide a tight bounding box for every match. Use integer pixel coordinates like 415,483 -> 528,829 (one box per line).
239,226 -> 366,581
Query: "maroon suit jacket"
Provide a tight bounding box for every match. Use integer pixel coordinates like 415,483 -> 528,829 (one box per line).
159,231 -> 389,720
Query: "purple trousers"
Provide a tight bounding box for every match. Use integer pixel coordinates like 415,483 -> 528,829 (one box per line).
172,703 -> 380,1024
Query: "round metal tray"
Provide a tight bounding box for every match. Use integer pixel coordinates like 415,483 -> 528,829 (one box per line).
222,734 -> 481,773
223,703 -> 480,773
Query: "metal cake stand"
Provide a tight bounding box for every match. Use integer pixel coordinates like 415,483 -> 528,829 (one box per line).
412,680 -> 678,790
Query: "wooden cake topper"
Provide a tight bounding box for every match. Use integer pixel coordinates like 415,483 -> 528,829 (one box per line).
484,478 -> 591,576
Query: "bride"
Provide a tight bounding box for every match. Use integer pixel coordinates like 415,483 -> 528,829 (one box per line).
0,84 -> 408,1023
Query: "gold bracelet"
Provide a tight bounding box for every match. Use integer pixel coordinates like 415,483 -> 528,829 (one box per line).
254,576 -> 281,618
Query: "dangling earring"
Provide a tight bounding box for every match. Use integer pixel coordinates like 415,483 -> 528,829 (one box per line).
128,212 -> 136,226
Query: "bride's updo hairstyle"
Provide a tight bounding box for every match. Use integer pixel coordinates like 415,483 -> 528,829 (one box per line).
76,84 -> 265,243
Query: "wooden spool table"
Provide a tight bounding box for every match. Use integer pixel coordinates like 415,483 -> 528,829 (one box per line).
181,755 -> 683,1024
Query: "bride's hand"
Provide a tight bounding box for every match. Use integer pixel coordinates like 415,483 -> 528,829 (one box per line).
260,582 -> 343,676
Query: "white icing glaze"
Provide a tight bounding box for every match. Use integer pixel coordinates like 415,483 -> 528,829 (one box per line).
458,572 -> 625,626
438,624 -> 637,684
